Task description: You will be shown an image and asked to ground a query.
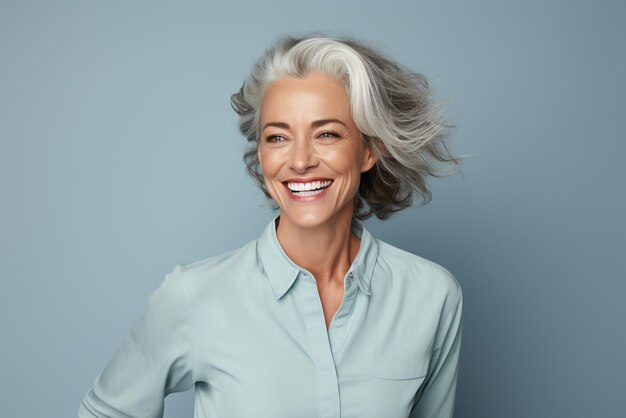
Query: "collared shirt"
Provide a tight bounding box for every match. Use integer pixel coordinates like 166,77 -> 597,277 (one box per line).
78,214 -> 463,418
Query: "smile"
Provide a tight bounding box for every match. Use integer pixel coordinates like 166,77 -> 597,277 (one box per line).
282,179 -> 334,201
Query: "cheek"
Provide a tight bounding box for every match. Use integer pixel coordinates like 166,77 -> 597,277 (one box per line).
325,147 -> 360,170
258,148 -> 276,174
328,158 -> 363,193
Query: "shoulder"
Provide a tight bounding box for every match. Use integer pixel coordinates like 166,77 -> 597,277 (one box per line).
162,239 -> 258,304
375,238 -> 462,312
173,239 -> 256,278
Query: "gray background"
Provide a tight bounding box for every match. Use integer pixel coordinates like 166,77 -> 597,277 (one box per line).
1,1 -> 624,417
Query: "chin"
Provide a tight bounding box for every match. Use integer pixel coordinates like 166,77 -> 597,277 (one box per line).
279,208 -> 333,229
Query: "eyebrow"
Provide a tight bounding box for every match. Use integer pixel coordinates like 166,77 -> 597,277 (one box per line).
261,118 -> 347,132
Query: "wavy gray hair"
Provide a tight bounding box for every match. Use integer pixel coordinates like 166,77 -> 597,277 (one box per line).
231,32 -> 463,220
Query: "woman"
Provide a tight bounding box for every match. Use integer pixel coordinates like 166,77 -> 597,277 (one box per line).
79,33 -> 464,418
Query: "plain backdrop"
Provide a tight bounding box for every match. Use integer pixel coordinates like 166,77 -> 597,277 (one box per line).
1,1 -> 624,417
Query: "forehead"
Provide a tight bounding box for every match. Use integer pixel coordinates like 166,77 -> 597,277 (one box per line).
261,72 -> 351,120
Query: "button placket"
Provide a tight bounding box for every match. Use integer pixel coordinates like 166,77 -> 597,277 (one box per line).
327,271 -> 359,364
294,270 -> 341,418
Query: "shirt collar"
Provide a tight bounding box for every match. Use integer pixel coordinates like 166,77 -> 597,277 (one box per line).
257,213 -> 379,300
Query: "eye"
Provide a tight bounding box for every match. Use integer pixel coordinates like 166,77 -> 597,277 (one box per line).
319,131 -> 340,140
266,135 -> 286,143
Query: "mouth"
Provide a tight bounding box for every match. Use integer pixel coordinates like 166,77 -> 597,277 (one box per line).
282,179 -> 334,198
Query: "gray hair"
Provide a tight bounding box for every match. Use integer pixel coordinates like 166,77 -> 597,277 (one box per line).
231,31 -> 463,220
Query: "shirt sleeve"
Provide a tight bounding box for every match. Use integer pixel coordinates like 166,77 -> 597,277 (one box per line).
409,276 -> 463,418
78,265 -> 195,418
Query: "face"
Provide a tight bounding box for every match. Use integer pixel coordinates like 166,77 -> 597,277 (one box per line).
257,71 -> 377,229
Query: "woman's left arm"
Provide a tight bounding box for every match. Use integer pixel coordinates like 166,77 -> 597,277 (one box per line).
410,279 -> 463,418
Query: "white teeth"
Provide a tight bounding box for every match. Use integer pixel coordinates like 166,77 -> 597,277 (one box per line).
294,188 -> 325,197
287,180 -> 332,192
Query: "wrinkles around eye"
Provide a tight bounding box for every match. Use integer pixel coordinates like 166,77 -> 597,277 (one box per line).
265,131 -> 341,143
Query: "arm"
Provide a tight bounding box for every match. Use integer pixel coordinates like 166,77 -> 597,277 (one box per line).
410,280 -> 463,418
78,266 -> 194,418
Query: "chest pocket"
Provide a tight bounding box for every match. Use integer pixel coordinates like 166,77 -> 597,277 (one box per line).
371,355 -> 430,380
355,352 -> 430,418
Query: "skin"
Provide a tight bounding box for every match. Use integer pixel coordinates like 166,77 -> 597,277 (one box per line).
257,71 -> 377,329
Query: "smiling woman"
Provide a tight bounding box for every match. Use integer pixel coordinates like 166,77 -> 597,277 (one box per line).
257,72 -> 376,230
79,32 -> 465,418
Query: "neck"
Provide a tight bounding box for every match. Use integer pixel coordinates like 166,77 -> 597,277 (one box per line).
275,205 -> 360,288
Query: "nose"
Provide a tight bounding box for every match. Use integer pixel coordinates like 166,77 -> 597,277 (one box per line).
288,137 -> 318,172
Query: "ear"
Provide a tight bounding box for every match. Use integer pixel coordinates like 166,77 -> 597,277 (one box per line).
360,142 -> 377,173
257,142 -> 262,165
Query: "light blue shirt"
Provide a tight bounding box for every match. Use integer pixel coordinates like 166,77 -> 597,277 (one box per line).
79,214 -> 463,418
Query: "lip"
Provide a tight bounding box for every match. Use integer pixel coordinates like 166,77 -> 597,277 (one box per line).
282,177 -> 334,183
282,178 -> 334,202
